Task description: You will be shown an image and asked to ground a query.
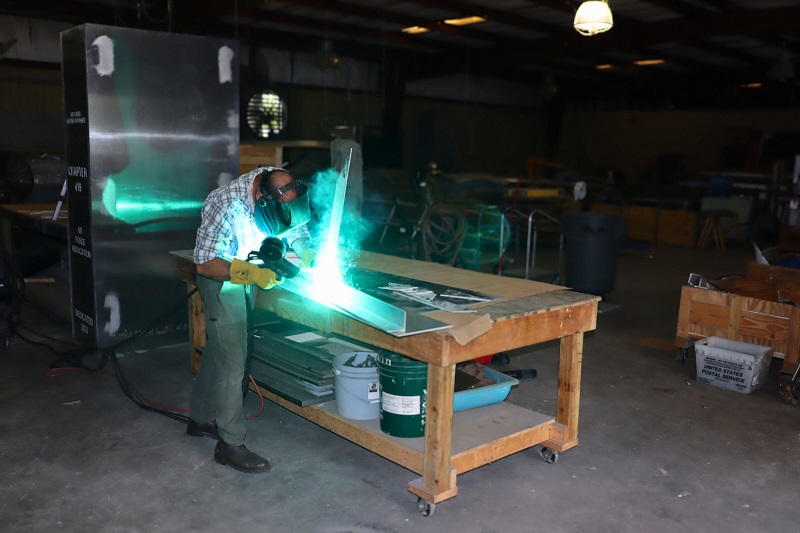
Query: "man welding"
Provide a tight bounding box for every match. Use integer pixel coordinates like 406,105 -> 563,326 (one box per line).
189,166 -> 314,474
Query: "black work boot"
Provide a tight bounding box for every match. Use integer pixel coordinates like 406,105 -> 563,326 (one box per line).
186,419 -> 221,440
214,441 -> 271,474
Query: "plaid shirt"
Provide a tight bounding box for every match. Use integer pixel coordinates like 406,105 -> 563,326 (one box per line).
194,167 -> 310,264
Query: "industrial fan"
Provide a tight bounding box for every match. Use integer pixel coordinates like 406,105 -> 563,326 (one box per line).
245,90 -> 287,139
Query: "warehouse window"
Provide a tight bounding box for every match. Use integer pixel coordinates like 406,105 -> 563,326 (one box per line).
245,91 -> 286,139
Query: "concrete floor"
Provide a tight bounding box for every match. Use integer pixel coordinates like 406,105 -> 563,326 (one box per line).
1,245 -> 798,532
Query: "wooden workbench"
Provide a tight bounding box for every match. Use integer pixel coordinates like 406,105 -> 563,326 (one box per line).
170,249 -> 599,514
0,203 -> 68,254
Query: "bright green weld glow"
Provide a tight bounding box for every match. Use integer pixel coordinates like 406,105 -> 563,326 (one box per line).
115,199 -> 205,213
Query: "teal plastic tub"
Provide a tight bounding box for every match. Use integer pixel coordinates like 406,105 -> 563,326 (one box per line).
453,365 -> 519,412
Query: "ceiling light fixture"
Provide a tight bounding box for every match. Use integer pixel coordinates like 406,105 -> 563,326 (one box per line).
595,64 -> 613,70
401,26 -> 430,34
633,59 -> 665,66
443,16 -> 486,26
574,1 -> 613,37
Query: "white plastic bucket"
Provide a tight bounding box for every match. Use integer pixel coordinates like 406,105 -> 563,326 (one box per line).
332,352 -> 380,420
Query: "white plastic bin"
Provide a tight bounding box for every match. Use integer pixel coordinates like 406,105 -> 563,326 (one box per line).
694,337 -> 773,394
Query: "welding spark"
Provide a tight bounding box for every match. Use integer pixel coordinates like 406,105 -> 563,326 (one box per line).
300,247 -> 351,306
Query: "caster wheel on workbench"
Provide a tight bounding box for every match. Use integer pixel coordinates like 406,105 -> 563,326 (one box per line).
779,384 -> 798,407
677,348 -> 688,364
492,352 -> 510,366
416,497 -> 436,517
538,446 -> 559,464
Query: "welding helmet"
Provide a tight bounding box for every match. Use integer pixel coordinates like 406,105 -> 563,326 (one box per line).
254,174 -> 311,237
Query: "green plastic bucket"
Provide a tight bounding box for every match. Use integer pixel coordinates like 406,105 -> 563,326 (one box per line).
378,351 -> 428,438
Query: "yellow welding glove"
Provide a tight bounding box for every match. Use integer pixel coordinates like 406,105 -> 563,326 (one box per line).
300,249 -> 316,272
229,258 -> 283,290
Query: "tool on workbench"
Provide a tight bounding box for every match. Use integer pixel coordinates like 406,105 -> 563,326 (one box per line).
247,236 -> 301,280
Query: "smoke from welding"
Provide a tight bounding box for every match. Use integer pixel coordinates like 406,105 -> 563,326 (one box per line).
308,167 -> 373,264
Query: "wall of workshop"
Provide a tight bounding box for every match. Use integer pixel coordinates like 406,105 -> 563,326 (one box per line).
2,69 -> 546,182
558,107 -> 800,186
280,84 -> 382,143
401,98 -> 546,177
279,85 -> 546,178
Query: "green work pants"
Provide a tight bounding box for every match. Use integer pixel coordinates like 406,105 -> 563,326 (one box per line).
190,276 -> 255,446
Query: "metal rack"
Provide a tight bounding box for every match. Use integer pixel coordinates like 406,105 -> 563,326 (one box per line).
378,200 -> 510,272
377,198 -> 430,259
501,208 -> 563,283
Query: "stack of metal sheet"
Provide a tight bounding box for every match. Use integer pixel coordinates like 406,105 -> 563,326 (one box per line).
250,326 -> 378,407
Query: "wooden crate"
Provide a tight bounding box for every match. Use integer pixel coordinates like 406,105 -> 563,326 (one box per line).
657,209 -> 697,247
239,143 -> 281,176
590,203 -> 697,247
623,206 -> 658,243
745,261 -> 800,286
589,202 -> 623,216
675,285 -> 800,374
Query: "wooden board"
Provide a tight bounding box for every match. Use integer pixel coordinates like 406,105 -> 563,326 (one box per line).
713,276 -> 800,303
259,288 -> 598,366
745,261 -> 800,286
239,143 -> 281,175
264,389 -> 568,487
172,249 -> 599,365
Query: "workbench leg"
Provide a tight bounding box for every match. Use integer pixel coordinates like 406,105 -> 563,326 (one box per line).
407,363 -> 458,504
548,333 -> 583,451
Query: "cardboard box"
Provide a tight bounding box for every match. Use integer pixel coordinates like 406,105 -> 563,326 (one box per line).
694,337 -> 773,394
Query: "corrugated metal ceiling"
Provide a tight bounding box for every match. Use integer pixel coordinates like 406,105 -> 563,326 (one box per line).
2,0 -> 799,107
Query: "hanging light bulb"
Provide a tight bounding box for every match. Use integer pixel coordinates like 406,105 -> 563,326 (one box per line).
315,39 -> 340,70
574,1 -> 614,37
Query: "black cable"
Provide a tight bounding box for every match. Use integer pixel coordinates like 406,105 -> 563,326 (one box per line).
109,286 -> 198,353
242,285 -> 255,399
41,286 -> 199,421
13,327 -> 61,356
13,320 -> 80,349
108,348 -> 189,424
96,287 -> 197,422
